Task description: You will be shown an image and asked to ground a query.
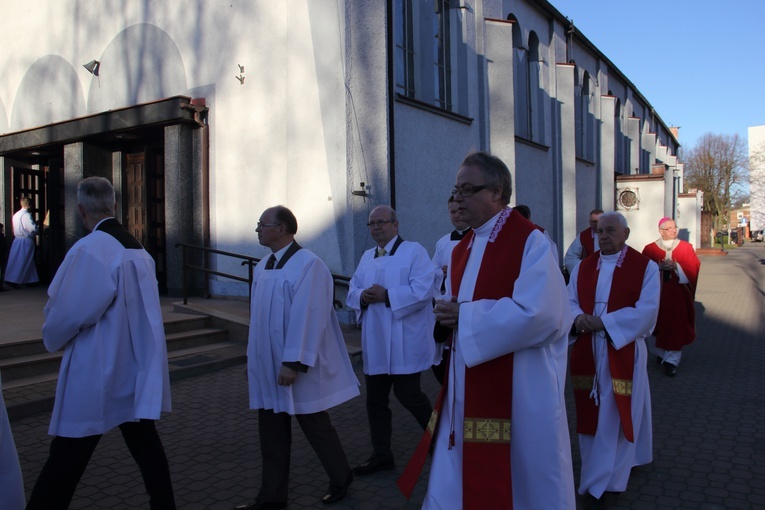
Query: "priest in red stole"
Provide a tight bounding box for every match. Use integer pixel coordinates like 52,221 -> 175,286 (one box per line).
399,152 -> 575,509
568,211 -> 660,508
642,217 -> 701,377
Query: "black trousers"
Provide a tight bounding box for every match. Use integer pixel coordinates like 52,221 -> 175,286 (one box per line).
26,419 -> 175,510
257,409 -> 351,503
364,372 -> 433,461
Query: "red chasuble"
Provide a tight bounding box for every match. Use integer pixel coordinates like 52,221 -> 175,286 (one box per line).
397,208 -> 535,509
580,228 -> 596,258
641,240 -> 700,351
570,247 -> 649,442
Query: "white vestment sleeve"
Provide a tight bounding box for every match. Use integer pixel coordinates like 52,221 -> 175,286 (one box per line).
386,243 -> 436,320
43,250 -> 117,353
282,257 -> 331,367
346,256 -> 368,324
459,231 -> 572,367
601,261 -> 660,350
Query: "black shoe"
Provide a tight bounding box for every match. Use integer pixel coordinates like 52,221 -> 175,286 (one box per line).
663,362 -> 677,377
655,355 -> 663,366
233,499 -> 287,510
322,472 -> 353,505
353,457 -> 395,475
584,493 -> 606,510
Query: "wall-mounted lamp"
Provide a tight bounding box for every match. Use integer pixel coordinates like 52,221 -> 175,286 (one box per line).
83,60 -> 100,76
351,181 -> 370,198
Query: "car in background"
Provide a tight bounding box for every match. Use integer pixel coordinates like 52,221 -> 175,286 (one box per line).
752,229 -> 763,242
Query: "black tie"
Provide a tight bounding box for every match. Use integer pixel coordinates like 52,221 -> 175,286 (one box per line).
265,254 -> 276,270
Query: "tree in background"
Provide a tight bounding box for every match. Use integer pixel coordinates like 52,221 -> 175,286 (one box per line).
684,133 -> 749,231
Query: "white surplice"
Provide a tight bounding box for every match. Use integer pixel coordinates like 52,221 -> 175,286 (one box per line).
431,231 -> 461,298
5,208 -> 38,284
43,225 -> 171,438
247,247 -> 359,415
0,373 -> 25,510
567,251 -> 660,498
424,212 -> 576,510
347,238 -> 436,375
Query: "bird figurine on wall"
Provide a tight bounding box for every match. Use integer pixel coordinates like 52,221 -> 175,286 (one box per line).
236,75 -> 245,85
238,64 -> 245,73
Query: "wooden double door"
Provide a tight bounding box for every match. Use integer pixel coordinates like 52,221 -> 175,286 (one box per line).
125,151 -> 167,293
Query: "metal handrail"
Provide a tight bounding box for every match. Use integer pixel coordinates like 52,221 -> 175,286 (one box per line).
176,242 -> 351,309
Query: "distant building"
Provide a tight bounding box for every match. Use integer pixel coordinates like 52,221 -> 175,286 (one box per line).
0,0 -> 695,299
749,125 -> 765,232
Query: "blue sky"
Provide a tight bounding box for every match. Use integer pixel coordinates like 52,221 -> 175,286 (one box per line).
549,0 -> 765,151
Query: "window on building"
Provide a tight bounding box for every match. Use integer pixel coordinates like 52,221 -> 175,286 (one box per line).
433,0 -> 452,110
394,0 -> 466,116
394,0 -> 415,98
576,70 -> 595,160
527,32 -> 545,143
615,99 -> 624,172
510,18 -> 545,144
510,17 -> 529,139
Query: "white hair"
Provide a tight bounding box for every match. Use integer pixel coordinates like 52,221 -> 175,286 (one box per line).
599,211 -> 628,229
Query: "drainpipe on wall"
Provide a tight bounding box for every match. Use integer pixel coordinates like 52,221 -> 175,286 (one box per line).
386,0 -> 396,209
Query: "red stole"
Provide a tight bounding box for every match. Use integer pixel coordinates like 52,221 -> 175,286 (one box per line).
570,247 -> 648,442
580,228 -> 596,258
398,208 -> 534,508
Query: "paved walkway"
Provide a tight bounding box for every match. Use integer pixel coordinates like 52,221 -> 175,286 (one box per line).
3,243 -> 765,509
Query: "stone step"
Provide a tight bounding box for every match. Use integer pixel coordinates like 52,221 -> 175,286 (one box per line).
1,309 -> 250,421
0,326 -> 229,382
4,340 -> 247,421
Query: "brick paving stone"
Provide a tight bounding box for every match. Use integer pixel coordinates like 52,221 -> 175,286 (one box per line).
5,243 -> 765,509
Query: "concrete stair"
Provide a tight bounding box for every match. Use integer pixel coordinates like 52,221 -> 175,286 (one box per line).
3,310 -> 245,420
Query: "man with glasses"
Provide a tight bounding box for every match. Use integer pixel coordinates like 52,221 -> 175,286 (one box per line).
236,206 -> 359,509
347,206 -> 436,476
642,217 -> 701,377
399,152 -> 575,509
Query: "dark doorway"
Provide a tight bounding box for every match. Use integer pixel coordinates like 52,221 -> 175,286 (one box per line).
125,150 -> 167,293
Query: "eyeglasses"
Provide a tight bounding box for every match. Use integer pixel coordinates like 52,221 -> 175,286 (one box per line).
367,219 -> 395,228
451,184 -> 488,198
257,222 -> 281,229
660,226 -> 678,231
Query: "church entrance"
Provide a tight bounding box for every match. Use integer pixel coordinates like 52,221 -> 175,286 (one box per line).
125,150 -> 167,293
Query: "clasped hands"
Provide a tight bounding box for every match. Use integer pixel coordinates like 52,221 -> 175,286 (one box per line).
361,284 -> 387,305
434,297 -> 460,329
574,313 -> 604,334
658,258 -> 676,272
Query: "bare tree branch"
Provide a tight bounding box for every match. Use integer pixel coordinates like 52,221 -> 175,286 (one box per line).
683,133 -> 749,231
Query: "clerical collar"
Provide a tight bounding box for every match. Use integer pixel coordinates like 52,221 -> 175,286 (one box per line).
474,209 -> 504,238
93,217 -> 115,232
597,245 -> 628,269
269,241 -> 293,267
451,228 -> 470,241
